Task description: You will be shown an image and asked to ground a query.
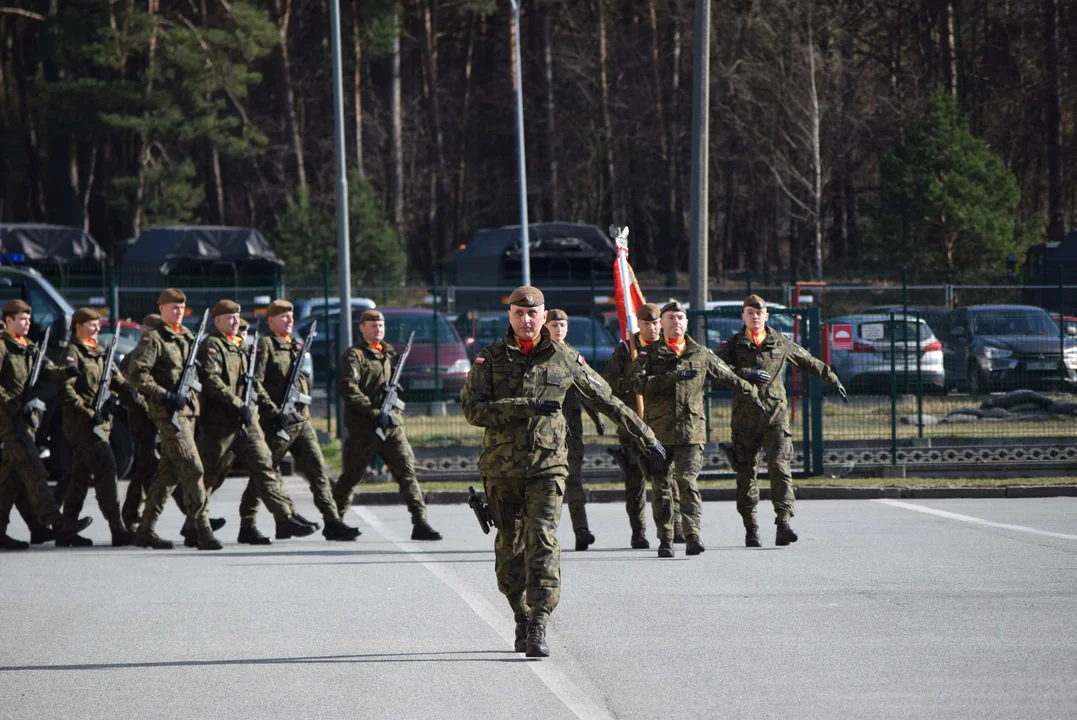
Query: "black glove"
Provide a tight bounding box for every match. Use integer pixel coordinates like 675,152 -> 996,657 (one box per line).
237,406 -> 254,427
163,391 -> 188,413
646,440 -> 666,461
534,399 -> 561,416
273,412 -> 292,434
746,368 -> 772,384
595,419 -> 606,436
835,382 -> 849,403
95,403 -> 114,425
376,410 -> 396,429
64,364 -> 80,379
126,386 -> 142,406
21,401 -> 37,422
380,381 -> 403,396
675,369 -> 700,381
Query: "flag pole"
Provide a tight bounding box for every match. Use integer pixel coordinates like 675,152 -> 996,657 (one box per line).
612,226 -> 645,418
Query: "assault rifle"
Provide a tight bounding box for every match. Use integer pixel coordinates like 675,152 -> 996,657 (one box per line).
374,330 -> 414,441
275,319 -> 316,440
91,333 -> 120,441
239,336 -> 259,436
170,309 -> 209,431
468,486 -> 493,534
15,326 -> 51,442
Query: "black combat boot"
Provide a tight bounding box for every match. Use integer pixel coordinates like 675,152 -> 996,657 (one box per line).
322,518 -> 360,541
685,534 -> 706,555
673,521 -> 686,544
133,530 -> 175,549
0,526 -> 29,551
411,517 -> 443,541
630,530 -> 650,549
181,525 -> 198,548
745,525 -> 761,548
276,515 -> 317,540
30,526 -> 55,545
57,533 -> 94,548
210,518 -> 227,532
776,521 -> 798,546
197,526 -> 223,550
238,526 -> 273,545
525,622 -> 550,658
514,614 -> 529,653
657,539 -> 675,558
294,513 -> 321,530
574,528 -> 595,551
50,515 -> 93,540
108,516 -> 134,547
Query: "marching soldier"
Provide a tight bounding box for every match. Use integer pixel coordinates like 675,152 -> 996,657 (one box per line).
602,302 -> 685,548
629,301 -> 762,558
718,294 -> 847,547
333,309 -> 442,541
242,299 -> 360,542
462,286 -> 665,657
119,313 -> 160,531
0,299 -> 93,549
56,308 -> 135,547
544,309 -> 606,551
126,288 -> 219,550
193,300 -> 315,546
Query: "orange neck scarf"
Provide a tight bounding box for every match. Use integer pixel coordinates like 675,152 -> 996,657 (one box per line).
276,333 -> 291,344
8,332 -> 27,346
667,336 -> 685,356
638,334 -> 654,347
81,338 -> 97,350
172,324 -> 183,333
226,334 -> 242,346
370,341 -> 383,353
516,335 -> 537,355
750,328 -> 766,346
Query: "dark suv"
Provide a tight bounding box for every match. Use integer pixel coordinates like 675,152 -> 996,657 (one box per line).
939,305 -> 1077,393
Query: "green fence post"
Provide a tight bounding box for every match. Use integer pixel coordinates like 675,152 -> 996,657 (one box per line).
901,267 -> 909,395
324,260 -> 337,439
107,261 -> 120,323
809,308 -> 824,476
433,273 -> 441,401
1060,265 -> 1066,391
916,309 -> 923,438
889,312 -> 897,466
589,265 -> 597,364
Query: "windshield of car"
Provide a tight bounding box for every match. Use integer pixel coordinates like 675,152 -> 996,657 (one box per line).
971,312 -> 1060,336
567,318 -> 613,347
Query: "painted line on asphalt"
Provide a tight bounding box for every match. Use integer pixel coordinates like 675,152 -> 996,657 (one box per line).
874,499 -> 1077,540
352,506 -> 615,720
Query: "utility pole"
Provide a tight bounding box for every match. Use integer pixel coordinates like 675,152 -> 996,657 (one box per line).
329,0 -> 352,432
509,0 -> 531,285
688,0 -> 710,336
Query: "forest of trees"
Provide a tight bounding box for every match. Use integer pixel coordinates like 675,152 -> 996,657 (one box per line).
0,0 -> 1073,285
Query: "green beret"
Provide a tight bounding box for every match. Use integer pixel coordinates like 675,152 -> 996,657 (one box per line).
506,285 -> 545,307
266,300 -> 293,318
661,300 -> 686,316
744,294 -> 767,310
360,309 -> 384,323
212,299 -> 241,317
157,288 -> 186,306
72,307 -> 100,326
547,309 -> 568,322
636,303 -> 661,322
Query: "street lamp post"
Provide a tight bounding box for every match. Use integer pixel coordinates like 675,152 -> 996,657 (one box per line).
329,0 -> 352,436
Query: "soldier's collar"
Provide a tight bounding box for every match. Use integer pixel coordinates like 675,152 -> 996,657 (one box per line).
361,338 -> 391,355
741,325 -> 776,347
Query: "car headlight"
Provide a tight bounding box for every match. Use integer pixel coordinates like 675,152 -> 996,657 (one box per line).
981,346 -> 1012,359
447,358 -> 471,374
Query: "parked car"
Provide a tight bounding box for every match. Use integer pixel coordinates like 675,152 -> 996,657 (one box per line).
827,314 -> 944,392
455,311 -> 617,370
705,301 -> 795,348
939,305 -> 1077,393
97,319 -> 142,363
293,307 -> 471,398
1051,313 -> 1077,338
292,296 -> 376,320
454,311 -> 508,359
861,305 -> 951,339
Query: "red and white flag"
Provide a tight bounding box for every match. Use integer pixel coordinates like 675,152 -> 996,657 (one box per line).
611,226 -> 646,343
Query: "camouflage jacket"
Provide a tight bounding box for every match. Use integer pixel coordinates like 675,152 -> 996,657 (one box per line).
601,332 -> 649,443
0,332 -> 58,437
127,322 -> 201,421
59,339 -> 130,438
561,344 -> 604,438
628,334 -> 758,445
198,329 -> 269,428
118,350 -> 150,417
718,325 -> 840,426
339,338 -> 398,432
254,332 -> 312,426
462,327 -> 657,479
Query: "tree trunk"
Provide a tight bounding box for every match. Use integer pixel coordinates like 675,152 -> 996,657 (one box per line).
597,0 -> 615,220
454,20 -> 476,241
274,0 -> 306,192
542,3 -> 558,220
390,0 -> 405,242
13,27 -> 44,220
351,0 -> 363,177
939,0 -> 957,98
807,11 -> 823,280
421,0 -> 449,259
133,0 -> 161,237
645,0 -> 666,267
665,7 -> 682,281
1045,0 -> 1064,243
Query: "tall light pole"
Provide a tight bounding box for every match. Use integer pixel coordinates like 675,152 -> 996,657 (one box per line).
509,0 -> 531,286
688,0 -> 710,337
329,0 -> 352,434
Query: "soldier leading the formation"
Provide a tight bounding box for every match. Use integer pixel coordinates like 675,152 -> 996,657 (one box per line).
57,308 -> 136,547
544,309 -> 606,551
193,300 -> 315,547
334,309 -> 442,541
461,286 -> 665,657
119,313 -> 160,531
0,299 -> 93,550
718,294 -> 847,547
247,299 -> 360,541
629,301 -> 762,558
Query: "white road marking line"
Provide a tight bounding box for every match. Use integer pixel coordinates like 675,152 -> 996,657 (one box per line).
353,506 -> 615,720
874,499 -> 1077,541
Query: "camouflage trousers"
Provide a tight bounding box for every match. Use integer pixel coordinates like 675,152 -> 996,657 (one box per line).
61,434 -> 121,527
485,471 -> 564,625
334,427 -> 427,520
239,420 -> 338,523
732,421 -> 795,524
122,409 -> 158,528
196,420 -> 297,528
618,443 -> 681,534
647,444 -> 703,541
138,416 -> 209,533
563,428 -> 589,532
0,432 -> 61,527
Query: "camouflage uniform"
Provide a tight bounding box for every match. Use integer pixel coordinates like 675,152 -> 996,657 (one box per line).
118,350 -> 156,529
334,339 -> 428,521
0,333 -> 67,534
629,334 -> 758,541
718,326 -> 841,525
126,322 -> 211,533
462,327 -> 659,625
58,339 -> 131,533
562,380 -> 604,534
241,332 -> 338,524
195,328 -> 300,528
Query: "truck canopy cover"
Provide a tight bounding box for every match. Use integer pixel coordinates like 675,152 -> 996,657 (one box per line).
124,226 -> 283,270
0,224 -> 104,262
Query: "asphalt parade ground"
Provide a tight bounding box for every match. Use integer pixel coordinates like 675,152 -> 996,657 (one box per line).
2,480 -> 1076,719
